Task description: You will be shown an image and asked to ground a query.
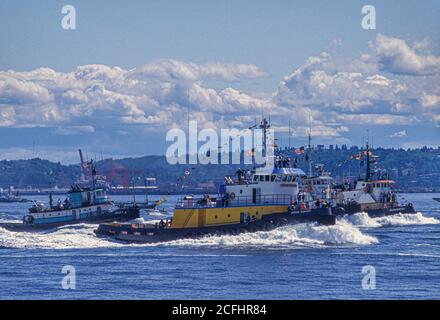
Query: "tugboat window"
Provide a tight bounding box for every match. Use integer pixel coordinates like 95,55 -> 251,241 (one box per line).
260,175 -> 264,182
287,175 -> 293,182
265,175 -> 270,181
282,175 -> 288,182
275,175 -> 282,182
253,175 -> 258,182
271,175 -> 276,182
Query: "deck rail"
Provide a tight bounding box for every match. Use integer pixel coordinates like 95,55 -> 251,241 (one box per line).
176,194 -> 292,209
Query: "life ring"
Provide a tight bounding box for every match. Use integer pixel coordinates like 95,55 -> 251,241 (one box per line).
229,192 -> 236,200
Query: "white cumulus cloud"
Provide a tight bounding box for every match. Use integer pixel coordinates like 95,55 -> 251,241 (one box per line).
372,34 -> 440,76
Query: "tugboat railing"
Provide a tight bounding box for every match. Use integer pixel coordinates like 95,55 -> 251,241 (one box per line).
176,194 -> 292,209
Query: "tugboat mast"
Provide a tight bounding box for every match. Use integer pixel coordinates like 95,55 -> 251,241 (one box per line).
365,143 -> 371,182
259,118 -> 270,159
307,115 -> 313,178
288,119 -> 291,150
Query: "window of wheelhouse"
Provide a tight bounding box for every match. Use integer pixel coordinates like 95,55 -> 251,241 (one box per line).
271,175 -> 276,182
286,175 -> 293,182
275,175 -> 282,182
282,175 -> 288,182
260,175 -> 264,182
253,175 -> 258,182
265,175 -> 270,182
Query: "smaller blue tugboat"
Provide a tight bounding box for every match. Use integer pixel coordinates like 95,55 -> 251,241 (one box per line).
1,162 -> 139,231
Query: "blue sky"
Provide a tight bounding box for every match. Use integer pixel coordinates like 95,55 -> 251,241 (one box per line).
0,0 -> 439,163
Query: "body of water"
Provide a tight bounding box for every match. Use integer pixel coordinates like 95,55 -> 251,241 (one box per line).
0,193 -> 439,299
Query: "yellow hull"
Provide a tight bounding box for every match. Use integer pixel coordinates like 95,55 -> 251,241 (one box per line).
171,205 -> 289,228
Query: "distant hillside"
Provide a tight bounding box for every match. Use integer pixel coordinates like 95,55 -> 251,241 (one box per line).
1,146 -> 440,192
0,158 -> 79,188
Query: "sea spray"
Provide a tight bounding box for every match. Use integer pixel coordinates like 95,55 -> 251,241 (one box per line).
340,212 -> 439,228
146,209 -> 170,217
160,220 -> 378,248
339,212 -> 381,228
375,212 -> 439,226
0,219 -> 379,249
0,224 -> 123,249
3,212 -> 435,250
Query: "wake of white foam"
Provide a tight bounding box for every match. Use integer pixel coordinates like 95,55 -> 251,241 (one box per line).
339,212 -> 381,228
3,212 -> 435,250
0,219 -> 378,250
146,209 -> 169,216
159,220 -> 378,248
375,212 -> 439,226
0,224 -> 122,249
0,218 -> 22,224
341,212 -> 439,228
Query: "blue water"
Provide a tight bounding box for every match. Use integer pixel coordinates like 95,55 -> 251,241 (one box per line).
0,193 -> 439,299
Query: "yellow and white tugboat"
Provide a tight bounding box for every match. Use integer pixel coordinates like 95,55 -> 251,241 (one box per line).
95,119 -> 335,243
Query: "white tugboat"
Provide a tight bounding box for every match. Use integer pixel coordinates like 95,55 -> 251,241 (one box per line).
306,164 -> 333,202
332,144 -> 415,217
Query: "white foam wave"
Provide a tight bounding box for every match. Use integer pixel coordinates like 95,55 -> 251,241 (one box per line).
146,209 -> 169,216
159,220 -> 378,248
375,212 -> 439,226
0,224 -> 122,249
0,218 -> 22,224
341,212 -> 439,228
0,219 -> 378,250
339,212 -> 382,228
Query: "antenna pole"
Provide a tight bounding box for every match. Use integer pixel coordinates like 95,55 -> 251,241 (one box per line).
259,117 -> 270,160
131,166 -> 136,204
288,119 -> 291,149
308,114 -> 312,177
365,130 -> 371,182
